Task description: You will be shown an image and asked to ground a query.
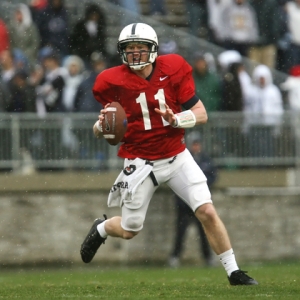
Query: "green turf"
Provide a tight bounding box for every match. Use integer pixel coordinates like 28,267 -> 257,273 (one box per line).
0,261 -> 300,299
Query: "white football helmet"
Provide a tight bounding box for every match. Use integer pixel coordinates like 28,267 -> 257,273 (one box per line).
117,23 -> 159,71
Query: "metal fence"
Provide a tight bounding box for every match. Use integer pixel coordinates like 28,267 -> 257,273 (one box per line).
1,112 -> 300,172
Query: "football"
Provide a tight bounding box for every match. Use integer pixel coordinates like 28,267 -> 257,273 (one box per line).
102,102 -> 127,146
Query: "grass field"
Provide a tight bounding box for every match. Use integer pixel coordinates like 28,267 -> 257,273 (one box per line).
0,261 -> 300,299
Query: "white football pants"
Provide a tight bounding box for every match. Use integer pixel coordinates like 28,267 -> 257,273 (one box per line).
121,148 -> 212,232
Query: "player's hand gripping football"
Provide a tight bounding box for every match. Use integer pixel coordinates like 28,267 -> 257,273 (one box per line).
99,103 -> 112,127
93,103 -> 111,139
155,104 -> 177,127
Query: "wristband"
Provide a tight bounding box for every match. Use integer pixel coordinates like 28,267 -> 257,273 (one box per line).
173,110 -> 196,128
95,120 -> 103,132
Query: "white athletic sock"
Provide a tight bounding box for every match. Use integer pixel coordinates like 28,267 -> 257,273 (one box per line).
97,221 -> 108,239
218,249 -> 239,276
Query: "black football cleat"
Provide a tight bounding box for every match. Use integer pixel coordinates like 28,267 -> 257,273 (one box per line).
80,214 -> 107,263
228,270 -> 258,286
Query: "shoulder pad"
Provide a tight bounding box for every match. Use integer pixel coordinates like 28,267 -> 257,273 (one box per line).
156,54 -> 188,75
98,65 -> 128,86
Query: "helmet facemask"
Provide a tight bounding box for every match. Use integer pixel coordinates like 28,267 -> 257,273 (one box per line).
118,41 -> 158,70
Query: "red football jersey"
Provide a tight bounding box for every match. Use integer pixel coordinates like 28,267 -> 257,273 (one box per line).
93,54 -> 196,160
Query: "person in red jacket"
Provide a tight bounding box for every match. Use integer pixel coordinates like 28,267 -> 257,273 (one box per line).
0,19 -> 10,54
80,23 -> 258,286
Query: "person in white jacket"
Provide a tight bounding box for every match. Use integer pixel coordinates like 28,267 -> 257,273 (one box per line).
243,64 -> 284,158
60,55 -> 85,156
220,0 -> 259,56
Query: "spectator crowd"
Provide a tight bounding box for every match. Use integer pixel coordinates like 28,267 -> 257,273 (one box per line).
0,0 -> 299,113
0,0 -> 108,114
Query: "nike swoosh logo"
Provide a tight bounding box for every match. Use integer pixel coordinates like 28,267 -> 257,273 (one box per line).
160,76 -> 168,81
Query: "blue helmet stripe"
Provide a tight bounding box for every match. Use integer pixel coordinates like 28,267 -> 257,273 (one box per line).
131,23 -> 137,35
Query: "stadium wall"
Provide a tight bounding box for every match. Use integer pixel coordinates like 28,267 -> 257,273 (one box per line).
0,170 -> 299,267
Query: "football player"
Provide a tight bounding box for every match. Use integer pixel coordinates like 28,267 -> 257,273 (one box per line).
80,23 -> 258,286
